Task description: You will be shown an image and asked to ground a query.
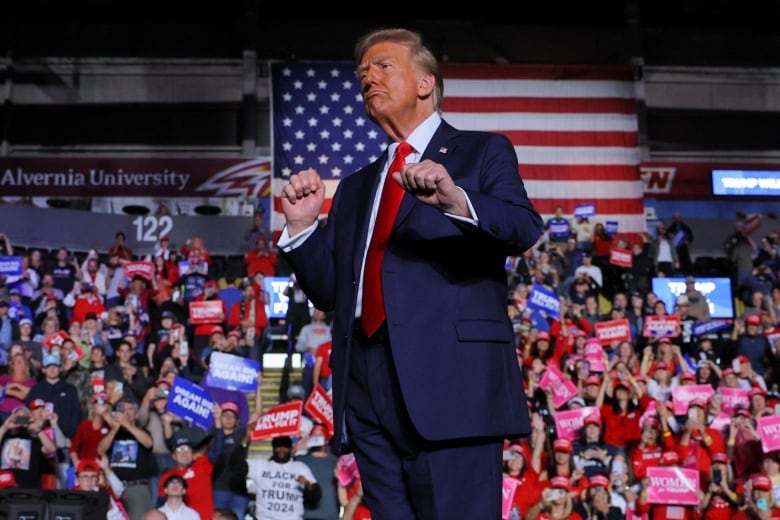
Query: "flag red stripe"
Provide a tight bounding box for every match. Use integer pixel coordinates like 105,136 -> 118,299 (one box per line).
440,63 -> 637,81
502,130 -> 638,147
519,164 -> 639,181
532,198 -> 645,215
443,97 -> 637,114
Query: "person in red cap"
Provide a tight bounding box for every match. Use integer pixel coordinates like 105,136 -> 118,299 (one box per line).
208,401 -> 250,520
732,473 -> 779,520
70,392 -> 112,477
635,450 -> 701,520
73,455 -> 129,520
243,234 -> 279,278
227,279 -> 268,360
545,437 -> 588,499
699,451 -> 744,520
749,386 -> 772,418
640,348 -> 675,402
573,413 -> 617,480
581,374 -> 603,406
576,473 -> 623,520
629,414 -> 674,481
189,279 -> 228,366
549,301 -> 593,359
726,407 -> 764,484
736,355 -> 766,389
526,475 -> 583,520
676,398 -> 726,489
597,358 -> 647,451
522,329 -> 561,371
502,441 -> 543,520
735,312 -> 773,379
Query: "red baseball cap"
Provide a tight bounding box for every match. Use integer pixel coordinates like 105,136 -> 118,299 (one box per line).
583,414 -> 602,427
613,379 -> 632,391
549,476 -> 571,491
654,361 -> 669,371
210,325 -> 224,335
737,355 -> 750,364
588,474 -> 611,488
750,387 -> 767,398
220,402 -> 240,416
0,470 -> 16,489
585,375 -> 602,386
712,452 -> 729,464
680,372 -> 696,382
536,331 -> 551,341
77,459 -> 100,474
553,438 -> 573,453
30,398 -> 46,410
747,314 -> 761,326
752,474 -> 772,491
688,398 -> 707,410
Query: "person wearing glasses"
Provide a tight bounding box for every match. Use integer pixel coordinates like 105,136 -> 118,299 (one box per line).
72,455 -> 129,520
158,435 -> 214,520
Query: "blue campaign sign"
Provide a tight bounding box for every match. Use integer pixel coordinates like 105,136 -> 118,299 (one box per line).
207,352 -> 260,392
692,319 -> 732,336
0,256 -> 23,277
166,375 -> 214,431
605,220 -> 619,236
527,283 -> 561,320
574,203 -> 595,219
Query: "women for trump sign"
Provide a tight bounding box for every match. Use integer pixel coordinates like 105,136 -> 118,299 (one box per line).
757,414 -> 780,452
646,466 -> 700,505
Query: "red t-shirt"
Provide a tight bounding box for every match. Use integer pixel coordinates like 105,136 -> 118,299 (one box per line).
315,341 -> 333,378
629,444 -> 663,480
600,404 -> 642,449
509,468 -> 542,515
70,419 -> 110,461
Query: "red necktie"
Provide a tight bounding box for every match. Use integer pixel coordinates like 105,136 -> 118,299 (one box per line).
361,142 -> 413,336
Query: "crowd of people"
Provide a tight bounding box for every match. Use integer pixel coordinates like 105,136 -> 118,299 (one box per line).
0,206 -> 777,520
0,228 -> 362,520
500,210 -> 780,519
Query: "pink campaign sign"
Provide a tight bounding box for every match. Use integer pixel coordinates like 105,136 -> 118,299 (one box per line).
538,365 -> 578,409
757,414 -> 780,452
671,384 -> 714,415
584,339 -> 606,372
502,478 -> 520,520
719,387 -> 749,415
646,466 -> 700,505
554,406 -> 601,441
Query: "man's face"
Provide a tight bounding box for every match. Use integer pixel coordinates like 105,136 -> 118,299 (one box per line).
358,41 -> 429,125
77,471 -> 99,490
173,444 -> 194,467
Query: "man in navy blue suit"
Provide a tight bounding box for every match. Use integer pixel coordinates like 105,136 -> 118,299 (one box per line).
278,27 -> 543,519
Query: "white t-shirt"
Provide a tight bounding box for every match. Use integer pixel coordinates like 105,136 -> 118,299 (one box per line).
250,458 -> 317,520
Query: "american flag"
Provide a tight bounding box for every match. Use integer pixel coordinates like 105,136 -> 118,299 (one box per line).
271,61 -> 645,242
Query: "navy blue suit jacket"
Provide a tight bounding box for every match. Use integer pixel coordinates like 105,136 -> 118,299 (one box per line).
281,121 -> 543,453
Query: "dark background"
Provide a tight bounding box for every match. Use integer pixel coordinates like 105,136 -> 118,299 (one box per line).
2,2 -> 780,152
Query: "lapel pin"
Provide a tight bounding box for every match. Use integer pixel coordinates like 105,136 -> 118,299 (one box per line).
439,147 -> 448,154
